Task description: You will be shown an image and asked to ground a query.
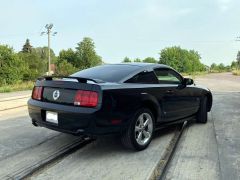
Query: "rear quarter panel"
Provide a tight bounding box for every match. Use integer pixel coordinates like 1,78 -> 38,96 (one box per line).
99,84 -> 164,126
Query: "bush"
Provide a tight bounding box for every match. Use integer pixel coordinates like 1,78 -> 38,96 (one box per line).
55,60 -> 78,76
159,46 -> 206,73
232,70 -> 240,76
18,52 -> 47,81
0,45 -> 25,85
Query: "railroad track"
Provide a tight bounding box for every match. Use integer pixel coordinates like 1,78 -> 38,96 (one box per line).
0,96 -> 30,103
154,121 -> 187,180
0,96 -> 29,111
0,105 -> 27,112
2,137 -> 93,180
1,122 -> 187,180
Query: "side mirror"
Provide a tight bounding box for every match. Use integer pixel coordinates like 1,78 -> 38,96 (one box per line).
183,78 -> 194,85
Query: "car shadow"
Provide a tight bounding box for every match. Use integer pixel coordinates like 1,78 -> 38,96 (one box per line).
75,123 -> 184,157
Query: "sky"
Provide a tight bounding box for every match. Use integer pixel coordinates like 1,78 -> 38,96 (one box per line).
0,0 -> 240,66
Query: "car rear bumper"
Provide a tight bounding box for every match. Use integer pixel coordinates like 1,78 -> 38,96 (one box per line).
28,99 -> 126,136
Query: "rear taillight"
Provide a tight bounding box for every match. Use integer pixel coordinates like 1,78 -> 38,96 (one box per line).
32,86 -> 43,100
74,90 -> 98,107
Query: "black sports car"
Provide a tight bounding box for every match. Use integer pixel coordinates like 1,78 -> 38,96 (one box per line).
28,63 -> 212,150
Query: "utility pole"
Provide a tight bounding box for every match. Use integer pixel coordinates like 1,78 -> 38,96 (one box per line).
41,24 -> 57,75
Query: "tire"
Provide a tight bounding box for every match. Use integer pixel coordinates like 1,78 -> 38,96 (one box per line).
196,96 -> 208,123
121,108 -> 155,151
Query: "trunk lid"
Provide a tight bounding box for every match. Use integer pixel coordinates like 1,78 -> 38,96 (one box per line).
34,76 -> 102,107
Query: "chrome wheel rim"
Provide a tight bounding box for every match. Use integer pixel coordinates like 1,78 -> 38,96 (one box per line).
135,112 -> 153,146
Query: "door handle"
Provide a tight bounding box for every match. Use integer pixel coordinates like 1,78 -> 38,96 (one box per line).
166,90 -> 174,94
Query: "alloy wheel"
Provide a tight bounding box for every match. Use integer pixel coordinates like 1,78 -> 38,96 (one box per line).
134,112 -> 153,146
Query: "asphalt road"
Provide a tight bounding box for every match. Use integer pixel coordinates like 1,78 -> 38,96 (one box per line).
0,72 -> 239,180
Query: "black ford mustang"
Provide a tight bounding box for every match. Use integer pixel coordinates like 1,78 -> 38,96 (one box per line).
28,63 -> 212,150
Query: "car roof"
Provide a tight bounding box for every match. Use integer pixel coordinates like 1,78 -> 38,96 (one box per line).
71,63 -> 175,83
110,63 -> 173,83
108,63 -> 170,69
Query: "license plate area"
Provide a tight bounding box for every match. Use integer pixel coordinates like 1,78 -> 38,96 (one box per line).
46,111 -> 58,125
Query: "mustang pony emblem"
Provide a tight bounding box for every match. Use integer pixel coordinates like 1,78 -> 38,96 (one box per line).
53,90 -> 60,100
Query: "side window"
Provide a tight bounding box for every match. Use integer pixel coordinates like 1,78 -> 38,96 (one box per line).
154,68 -> 182,84
125,71 -> 158,84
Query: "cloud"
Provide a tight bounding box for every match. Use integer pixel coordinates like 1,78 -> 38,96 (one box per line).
217,0 -> 232,12
144,2 -> 194,19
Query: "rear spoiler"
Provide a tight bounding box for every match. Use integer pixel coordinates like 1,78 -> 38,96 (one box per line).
37,76 -> 105,83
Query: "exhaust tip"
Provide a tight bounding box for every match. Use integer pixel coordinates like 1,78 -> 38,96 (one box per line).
32,120 -> 38,127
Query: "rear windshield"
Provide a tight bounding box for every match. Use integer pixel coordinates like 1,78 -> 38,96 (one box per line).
71,64 -> 141,82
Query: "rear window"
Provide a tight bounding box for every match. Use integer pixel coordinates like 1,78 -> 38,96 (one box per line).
71,64 -> 140,82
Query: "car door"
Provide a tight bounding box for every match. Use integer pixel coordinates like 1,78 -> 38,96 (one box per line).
154,68 -> 199,122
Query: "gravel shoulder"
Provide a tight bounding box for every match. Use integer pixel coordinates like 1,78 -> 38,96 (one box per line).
0,90 -> 31,100
194,72 -> 240,92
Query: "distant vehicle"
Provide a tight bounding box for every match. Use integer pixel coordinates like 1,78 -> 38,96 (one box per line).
28,63 -> 212,150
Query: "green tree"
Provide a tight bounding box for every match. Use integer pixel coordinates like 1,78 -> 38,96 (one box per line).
18,51 -> 47,80
55,60 -> 77,76
34,47 -> 57,63
122,57 -> 131,63
134,58 -> 141,62
237,51 -> 240,69
159,46 -> 205,73
0,45 -> 25,85
210,63 -> 229,72
58,48 -> 77,66
225,65 -> 231,72
143,57 -> 157,63
75,37 -> 102,68
231,61 -> 237,69
188,50 -> 205,72
218,63 -> 225,72
210,63 -> 217,71
22,39 -> 32,53
159,46 -> 184,71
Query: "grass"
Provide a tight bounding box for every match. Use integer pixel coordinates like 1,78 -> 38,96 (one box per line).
0,81 -> 34,93
232,70 -> 240,76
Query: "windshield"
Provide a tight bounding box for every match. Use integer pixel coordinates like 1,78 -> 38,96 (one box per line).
71,64 -> 141,82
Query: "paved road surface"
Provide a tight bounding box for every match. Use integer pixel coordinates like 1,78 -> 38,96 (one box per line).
163,93 -> 240,180
194,72 -> 240,92
211,93 -> 240,180
164,73 -> 240,180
